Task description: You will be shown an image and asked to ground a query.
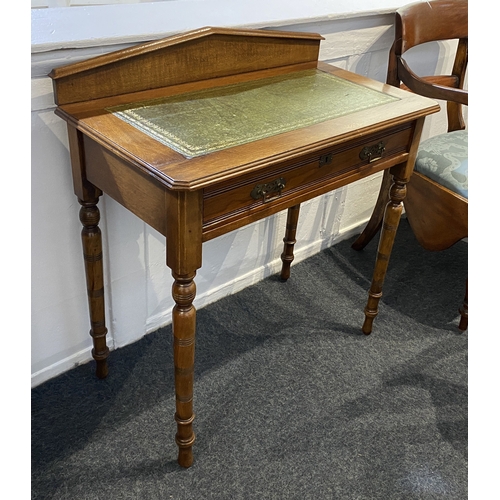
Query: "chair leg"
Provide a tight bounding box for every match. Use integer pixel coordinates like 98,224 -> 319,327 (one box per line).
351,170 -> 392,251
458,278 -> 468,331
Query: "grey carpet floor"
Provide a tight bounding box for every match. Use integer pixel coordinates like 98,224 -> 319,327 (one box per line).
31,220 -> 468,499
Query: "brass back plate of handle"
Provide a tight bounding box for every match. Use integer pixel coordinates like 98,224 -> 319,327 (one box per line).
251,177 -> 286,203
359,142 -> 386,162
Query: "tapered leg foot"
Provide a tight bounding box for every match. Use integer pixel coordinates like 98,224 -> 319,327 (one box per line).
175,413 -> 196,468
280,204 -> 300,281
93,349 -> 109,379
362,291 -> 382,335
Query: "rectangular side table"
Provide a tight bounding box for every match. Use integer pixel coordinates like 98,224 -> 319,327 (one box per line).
49,27 -> 439,467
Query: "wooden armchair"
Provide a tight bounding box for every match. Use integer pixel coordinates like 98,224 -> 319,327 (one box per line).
351,0 -> 468,330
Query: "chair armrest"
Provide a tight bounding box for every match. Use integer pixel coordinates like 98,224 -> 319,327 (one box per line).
398,57 -> 468,106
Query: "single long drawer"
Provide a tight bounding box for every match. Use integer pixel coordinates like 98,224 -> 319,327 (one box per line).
203,124 -> 413,228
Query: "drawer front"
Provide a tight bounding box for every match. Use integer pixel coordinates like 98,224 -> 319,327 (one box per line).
203,125 -> 413,226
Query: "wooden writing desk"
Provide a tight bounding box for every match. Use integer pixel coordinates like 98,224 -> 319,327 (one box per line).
49,27 -> 439,468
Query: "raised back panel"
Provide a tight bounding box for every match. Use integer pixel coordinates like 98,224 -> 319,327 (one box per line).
49,27 -> 323,105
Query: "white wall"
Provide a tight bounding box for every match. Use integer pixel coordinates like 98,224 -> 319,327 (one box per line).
31,1 -> 457,387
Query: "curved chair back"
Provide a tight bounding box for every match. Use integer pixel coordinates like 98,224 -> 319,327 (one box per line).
387,0 -> 468,132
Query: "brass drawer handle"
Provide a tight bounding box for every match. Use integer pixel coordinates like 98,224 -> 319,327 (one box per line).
359,142 -> 386,162
250,177 -> 286,203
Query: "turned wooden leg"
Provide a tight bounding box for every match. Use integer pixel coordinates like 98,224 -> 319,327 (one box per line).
166,190 -> 203,468
362,174 -> 407,335
351,169 -> 392,251
172,272 -> 197,468
79,197 -> 109,378
280,204 -> 300,281
458,278 -> 468,331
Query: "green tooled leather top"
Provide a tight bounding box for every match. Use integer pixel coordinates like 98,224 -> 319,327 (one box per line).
107,70 -> 398,158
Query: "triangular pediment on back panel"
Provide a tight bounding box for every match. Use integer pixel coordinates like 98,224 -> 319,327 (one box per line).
49,27 -> 324,105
